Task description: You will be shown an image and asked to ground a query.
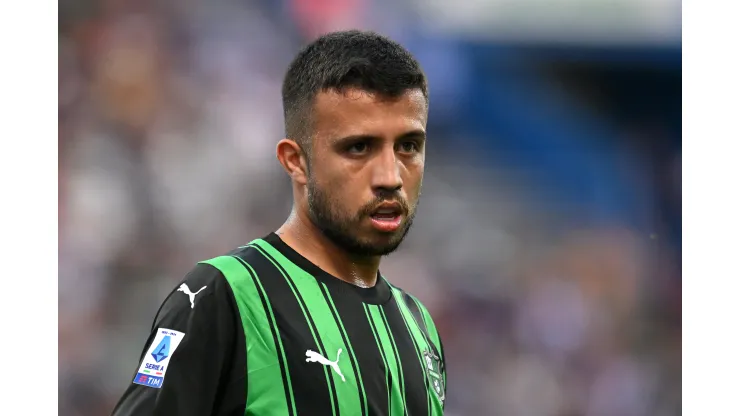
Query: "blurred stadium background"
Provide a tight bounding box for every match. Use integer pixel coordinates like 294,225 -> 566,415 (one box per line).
58,0 -> 681,415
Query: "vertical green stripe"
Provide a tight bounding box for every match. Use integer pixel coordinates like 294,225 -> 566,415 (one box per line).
371,305 -> 407,416
363,304 -> 391,415
200,256 -> 296,416
251,240 -> 362,415
321,283 -> 368,416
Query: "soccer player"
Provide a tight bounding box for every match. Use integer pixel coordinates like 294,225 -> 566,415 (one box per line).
112,30 -> 446,416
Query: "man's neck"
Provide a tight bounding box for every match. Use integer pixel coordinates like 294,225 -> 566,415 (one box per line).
276,211 -> 381,288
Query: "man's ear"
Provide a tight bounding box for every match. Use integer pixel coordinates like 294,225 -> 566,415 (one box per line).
276,139 -> 309,186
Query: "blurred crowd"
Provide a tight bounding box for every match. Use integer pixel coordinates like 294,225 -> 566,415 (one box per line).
59,0 -> 681,415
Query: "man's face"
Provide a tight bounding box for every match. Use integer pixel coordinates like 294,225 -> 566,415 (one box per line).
304,87 -> 427,257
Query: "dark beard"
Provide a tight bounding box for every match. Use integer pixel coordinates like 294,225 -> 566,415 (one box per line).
306,179 -> 415,257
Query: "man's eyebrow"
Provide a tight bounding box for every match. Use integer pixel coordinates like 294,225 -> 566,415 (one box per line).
332,130 -> 426,145
332,134 -> 381,145
397,130 -> 426,141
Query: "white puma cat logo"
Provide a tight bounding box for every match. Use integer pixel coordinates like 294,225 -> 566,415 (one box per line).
306,348 -> 345,382
177,283 -> 207,309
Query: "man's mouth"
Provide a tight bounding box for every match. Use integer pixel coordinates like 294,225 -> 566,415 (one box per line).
369,203 -> 404,232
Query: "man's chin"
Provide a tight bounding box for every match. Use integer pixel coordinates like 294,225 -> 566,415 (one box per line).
313,214 -> 414,257
356,227 -> 412,256
326,230 -> 406,257
352,243 -> 403,257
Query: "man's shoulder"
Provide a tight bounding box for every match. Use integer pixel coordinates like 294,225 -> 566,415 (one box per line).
157,238 -> 273,317
191,236 -> 295,296
156,262 -> 231,317
387,282 -> 434,317
181,262 -> 227,289
196,239 -> 277,278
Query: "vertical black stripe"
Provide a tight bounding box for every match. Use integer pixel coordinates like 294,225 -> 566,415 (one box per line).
365,304 -> 393,416
247,245 -> 341,416
236,249 -> 334,415
379,307 -> 409,416
231,254 -> 295,416
383,300 -> 428,416
318,283 -> 368,416
406,294 -> 429,333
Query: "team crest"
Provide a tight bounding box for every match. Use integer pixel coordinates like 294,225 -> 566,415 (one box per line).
423,350 -> 445,403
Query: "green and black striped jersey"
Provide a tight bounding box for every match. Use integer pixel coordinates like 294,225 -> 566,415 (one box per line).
112,233 -> 447,416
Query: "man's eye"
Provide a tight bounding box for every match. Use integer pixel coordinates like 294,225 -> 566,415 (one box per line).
347,142 -> 369,154
399,141 -> 419,153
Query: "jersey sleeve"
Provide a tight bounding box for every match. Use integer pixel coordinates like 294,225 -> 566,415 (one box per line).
111,263 -> 241,416
407,293 -> 448,405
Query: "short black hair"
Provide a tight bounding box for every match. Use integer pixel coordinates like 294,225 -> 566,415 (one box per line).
281,30 -> 428,150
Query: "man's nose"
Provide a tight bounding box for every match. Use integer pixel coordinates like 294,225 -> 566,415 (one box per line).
371,147 -> 403,193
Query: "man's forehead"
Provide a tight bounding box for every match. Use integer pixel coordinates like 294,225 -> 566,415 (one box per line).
314,87 -> 427,110
310,88 -> 427,137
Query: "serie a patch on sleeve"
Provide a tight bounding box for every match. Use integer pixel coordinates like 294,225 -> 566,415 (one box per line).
132,328 -> 186,389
